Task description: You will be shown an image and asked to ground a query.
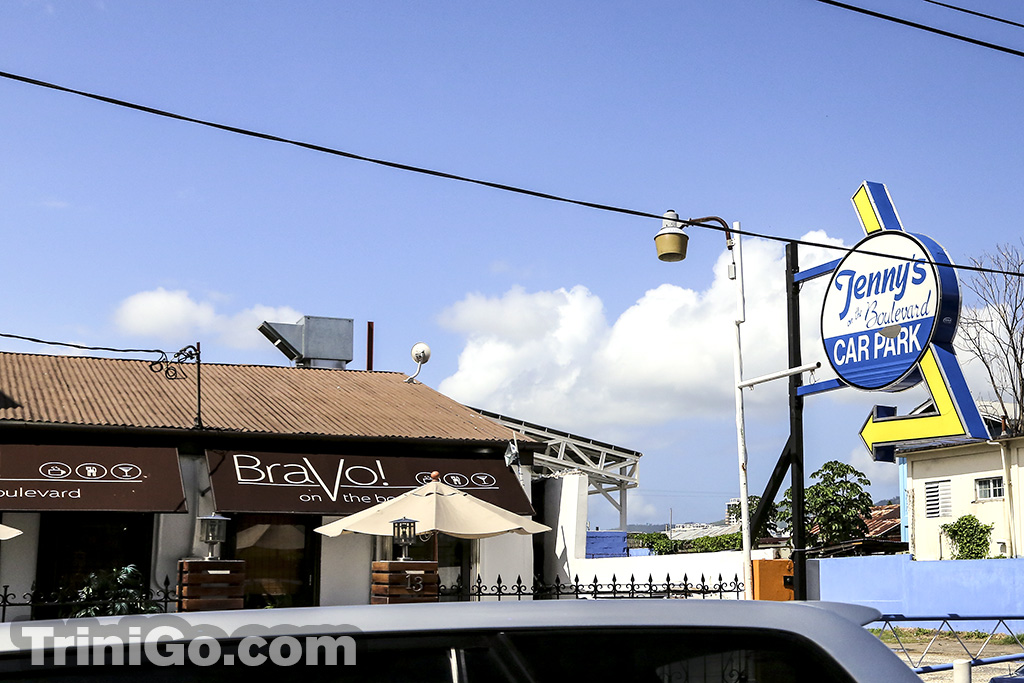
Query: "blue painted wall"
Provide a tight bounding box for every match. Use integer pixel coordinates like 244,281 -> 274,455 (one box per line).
586,531 -> 627,558
813,555 -> 1024,629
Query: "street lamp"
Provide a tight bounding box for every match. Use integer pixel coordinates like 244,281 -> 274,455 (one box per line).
198,513 -> 229,559
392,517 -> 417,561
654,210 -> 689,262
655,213 -> 754,600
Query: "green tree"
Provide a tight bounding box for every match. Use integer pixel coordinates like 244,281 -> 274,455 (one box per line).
727,495 -> 779,538
941,514 -> 994,559
631,532 -> 688,555
691,532 -> 742,553
778,460 -> 874,547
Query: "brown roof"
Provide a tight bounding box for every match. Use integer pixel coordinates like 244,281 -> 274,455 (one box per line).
865,504 -> 901,539
0,351 -> 513,443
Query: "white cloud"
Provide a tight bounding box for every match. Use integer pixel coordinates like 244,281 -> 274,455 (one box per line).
113,288 -> 301,350
848,445 -> 900,493
438,232 -> 849,433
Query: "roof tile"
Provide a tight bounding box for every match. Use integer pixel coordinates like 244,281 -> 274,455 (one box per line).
0,352 -> 513,442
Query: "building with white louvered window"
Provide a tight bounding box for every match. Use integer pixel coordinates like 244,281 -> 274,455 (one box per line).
902,431 -> 1024,560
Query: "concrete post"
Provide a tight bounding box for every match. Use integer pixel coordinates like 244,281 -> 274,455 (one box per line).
952,659 -> 971,683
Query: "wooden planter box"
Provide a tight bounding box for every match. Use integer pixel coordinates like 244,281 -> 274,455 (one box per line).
370,560 -> 438,604
177,559 -> 246,612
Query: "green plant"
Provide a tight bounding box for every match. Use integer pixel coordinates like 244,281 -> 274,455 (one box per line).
691,532 -> 742,553
71,565 -> 163,617
779,460 -> 873,547
632,532 -> 688,555
727,495 -> 779,537
941,514 -> 994,560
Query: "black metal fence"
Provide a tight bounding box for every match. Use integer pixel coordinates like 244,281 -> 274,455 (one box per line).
0,576 -> 179,622
0,572 -> 743,621
439,573 -> 745,601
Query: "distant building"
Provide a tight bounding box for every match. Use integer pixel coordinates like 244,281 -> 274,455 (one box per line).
809,504 -> 906,558
666,522 -> 740,543
726,497 -> 740,525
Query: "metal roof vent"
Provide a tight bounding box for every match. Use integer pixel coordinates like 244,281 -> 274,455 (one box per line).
258,316 -> 354,369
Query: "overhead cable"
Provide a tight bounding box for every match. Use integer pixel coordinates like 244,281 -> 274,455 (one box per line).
0,331 -> 163,355
0,69 -> 1021,279
814,0 -> 1024,58
921,0 -> 1024,30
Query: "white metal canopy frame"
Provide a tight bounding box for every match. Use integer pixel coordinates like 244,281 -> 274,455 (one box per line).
314,476 -> 550,540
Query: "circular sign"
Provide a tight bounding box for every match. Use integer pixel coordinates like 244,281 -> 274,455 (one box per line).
112,463 -> 143,480
821,231 -> 959,391
442,473 -> 469,488
76,463 -> 107,479
40,462 -> 71,479
471,473 -> 496,487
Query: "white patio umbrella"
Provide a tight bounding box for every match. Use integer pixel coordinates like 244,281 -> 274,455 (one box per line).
0,524 -> 21,540
314,479 -> 549,540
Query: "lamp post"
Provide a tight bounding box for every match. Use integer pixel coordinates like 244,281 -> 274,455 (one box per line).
198,513 -> 229,559
656,212 -> 754,599
392,517 -> 417,561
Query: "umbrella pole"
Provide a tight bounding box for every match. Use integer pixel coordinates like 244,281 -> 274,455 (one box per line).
432,532 -> 438,562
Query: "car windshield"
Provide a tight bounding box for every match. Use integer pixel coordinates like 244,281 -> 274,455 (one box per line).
0,626 -> 858,683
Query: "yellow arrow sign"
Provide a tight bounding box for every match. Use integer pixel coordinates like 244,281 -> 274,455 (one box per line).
860,346 -> 968,459
847,182 -> 989,461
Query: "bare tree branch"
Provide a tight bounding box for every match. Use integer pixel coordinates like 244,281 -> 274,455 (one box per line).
955,241 -> 1024,431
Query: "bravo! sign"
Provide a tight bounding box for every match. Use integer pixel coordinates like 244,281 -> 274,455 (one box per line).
206,450 -> 533,515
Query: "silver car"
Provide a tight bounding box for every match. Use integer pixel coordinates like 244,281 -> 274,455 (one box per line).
0,599 -> 917,682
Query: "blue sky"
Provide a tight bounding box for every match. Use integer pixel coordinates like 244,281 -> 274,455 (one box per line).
2,1 -> 1022,527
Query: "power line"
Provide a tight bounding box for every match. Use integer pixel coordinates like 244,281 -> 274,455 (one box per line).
0,69 -> 1021,279
0,331 -> 163,356
813,0 -> 1024,58
921,0 -> 1024,30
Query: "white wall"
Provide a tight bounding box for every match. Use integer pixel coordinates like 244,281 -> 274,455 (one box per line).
0,512 -> 38,620
317,520 -> 375,606
150,454 -> 205,592
906,437 -> 1024,560
477,532 -> 533,585
541,473 -> 767,592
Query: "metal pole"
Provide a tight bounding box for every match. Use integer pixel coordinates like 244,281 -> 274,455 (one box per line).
194,341 -> 203,430
786,243 -> 807,600
738,362 -> 820,389
729,223 -> 753,600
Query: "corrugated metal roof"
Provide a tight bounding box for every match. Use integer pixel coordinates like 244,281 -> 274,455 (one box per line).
865,504 -> 901,539
0,352 -> 514,443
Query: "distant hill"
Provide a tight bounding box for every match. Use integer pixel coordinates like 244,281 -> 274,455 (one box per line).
626,523 -> 668,533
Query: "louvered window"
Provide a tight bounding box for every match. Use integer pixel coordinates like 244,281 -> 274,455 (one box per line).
925,479 -> 952,518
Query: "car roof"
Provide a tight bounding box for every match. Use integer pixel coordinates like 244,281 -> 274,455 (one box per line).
0,600 -> 918,682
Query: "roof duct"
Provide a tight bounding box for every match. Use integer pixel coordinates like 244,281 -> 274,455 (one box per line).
259,316 -> 354,369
